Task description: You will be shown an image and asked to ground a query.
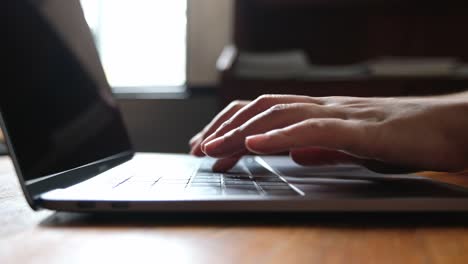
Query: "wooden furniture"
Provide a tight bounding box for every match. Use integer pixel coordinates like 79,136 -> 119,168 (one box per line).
1,155 -> 468,264
217,0 -> 468,106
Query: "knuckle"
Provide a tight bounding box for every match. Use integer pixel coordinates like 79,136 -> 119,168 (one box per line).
304,119 -> 324,130
226,127 -> 244,139
230,100 -> 246,107
322,96 -> 342,105
227,100 -> 244,110
268,103 -> 289,113
324,96 -> 362,106
266,102 -> 309,116
257,94 -> 276,101
211,121 -> 233,137
201,125 -> 212,134
226,100 -> 249,112
277,127 -> 298,147
218,119 -> 233,130
280,127 -> 295,138
255,94 -> 278,107
288,102 -> 310,109
349,108 -> 384,122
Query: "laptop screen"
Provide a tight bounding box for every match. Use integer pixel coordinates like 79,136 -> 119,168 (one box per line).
1,0 -> 133,182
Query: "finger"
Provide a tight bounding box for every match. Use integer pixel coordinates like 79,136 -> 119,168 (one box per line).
200,95 -> 324,152
202,100 -> 250,138
290,147 -> 358,166
190,100 -> 248,156
203,103 -> 344,158
212,149 -> 249,173
358,160 -> 421,174
290,147 -> 419,174
189,133 -> 204,156
245,118 -> 369,157
189,132 -> 203,146
190,137 -> 206,157
212,156 -> 242,173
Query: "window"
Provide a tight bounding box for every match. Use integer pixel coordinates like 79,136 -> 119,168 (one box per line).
80,0 -> 187,89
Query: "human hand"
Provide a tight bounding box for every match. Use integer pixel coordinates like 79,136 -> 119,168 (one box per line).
189,95 -> 319,171
190,94 -> 468,173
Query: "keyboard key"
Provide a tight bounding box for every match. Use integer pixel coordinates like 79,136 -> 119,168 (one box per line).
225,165 -> 249,174
256,181 -> 289,186
222,174 -> 251,180
157,179 -> 189,184
195,173 -> 222,178
223,176 -> 251,181
160,176 -> 192,180
245,160 -> 273,175
190,183 -> 221,187
127,175 -> 159,182
191,178 -> 221,183
224,189 -> 260,195
254,177 -> 284,182
260,185 -> 294,190
225,185 -> 258,191
197,159 -> 217,173
224,180 -> 256,186
263,190 -> 299,196
185,187 -> 221,195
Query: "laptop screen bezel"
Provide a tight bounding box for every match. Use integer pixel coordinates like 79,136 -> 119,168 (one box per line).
2,0 -> 136,210
0,109 -> 135,210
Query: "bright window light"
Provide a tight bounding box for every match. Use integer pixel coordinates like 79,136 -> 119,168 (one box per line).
80,0 -> 186,88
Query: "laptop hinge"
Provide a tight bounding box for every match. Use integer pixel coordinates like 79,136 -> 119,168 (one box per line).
27,151 -> 134,201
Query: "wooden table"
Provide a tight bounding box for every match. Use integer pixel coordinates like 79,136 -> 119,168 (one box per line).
1,156 -> 468,264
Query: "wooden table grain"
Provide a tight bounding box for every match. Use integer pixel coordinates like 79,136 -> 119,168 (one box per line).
1,156 -> 468,264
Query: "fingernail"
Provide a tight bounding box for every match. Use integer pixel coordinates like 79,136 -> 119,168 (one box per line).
246,134 -> 270,144
189,133 -> 201,144
189,138 -> 197,146
245,134 -> 270,153
189,140 -> 197,147
204,137 -> 225,155
201,142 -> 207,153
200,137 -> 213,152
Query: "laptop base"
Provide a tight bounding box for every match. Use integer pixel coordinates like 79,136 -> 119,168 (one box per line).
39,153 -> 468,213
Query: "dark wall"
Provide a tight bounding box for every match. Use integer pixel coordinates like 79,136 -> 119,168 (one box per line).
234,0 -> 468,64
118,96 -> 219,153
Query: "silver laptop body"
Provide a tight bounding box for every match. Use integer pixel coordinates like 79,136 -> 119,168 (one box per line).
2,0 -> 468,213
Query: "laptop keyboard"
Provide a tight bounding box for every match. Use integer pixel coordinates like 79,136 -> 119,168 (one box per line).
114,157 -> 300,197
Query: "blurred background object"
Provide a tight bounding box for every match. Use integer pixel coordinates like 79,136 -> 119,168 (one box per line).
217,0 -> 468,105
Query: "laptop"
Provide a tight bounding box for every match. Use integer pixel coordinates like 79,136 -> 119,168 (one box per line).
2,0 -> 468,213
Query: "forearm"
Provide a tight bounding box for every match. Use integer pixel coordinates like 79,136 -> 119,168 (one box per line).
433,90 -> 468,100
398,90 -> 468,107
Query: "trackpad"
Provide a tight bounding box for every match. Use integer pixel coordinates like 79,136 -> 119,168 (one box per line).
260,156 -> 468,198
